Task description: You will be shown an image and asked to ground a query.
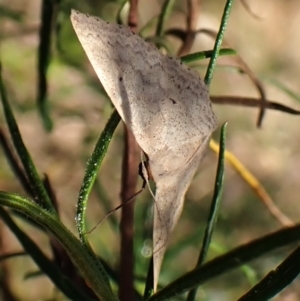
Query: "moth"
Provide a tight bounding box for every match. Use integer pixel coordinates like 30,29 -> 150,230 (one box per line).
70,9 -> 217,291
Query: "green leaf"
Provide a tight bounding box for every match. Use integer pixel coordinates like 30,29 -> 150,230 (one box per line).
0,63 -> 56,215
144,257 -> 154,300
116,0 -> 129,25
186,122 -> 227,301
204,0 -> 235,86
0,129 -> 32,196
148,224 -> 300,301
0,207 -> 93,301
37,0 -> 56,131
156,0 -> 176,37
180,48 -> 236,63
76,109 -> 120,247
238,246 -> 300,301
0,191 -> 118,301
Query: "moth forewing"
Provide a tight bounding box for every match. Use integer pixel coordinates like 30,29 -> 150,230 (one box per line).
70,9 -> 217,292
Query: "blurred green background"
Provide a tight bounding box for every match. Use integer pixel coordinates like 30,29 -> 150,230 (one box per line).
1,0 -> 300,300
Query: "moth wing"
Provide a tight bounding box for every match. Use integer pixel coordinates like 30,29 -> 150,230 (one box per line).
71,10 -> 216,165
71,10 -> 217,292
71,10 -> 167,155
152,134 -> 211,291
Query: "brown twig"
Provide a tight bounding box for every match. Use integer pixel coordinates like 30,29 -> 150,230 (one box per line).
128,0 -> 139,32
197,28 -> 267,127
240,0 -> 264,20
168,26 -> 269,126
119,2 -> 140,301
211,96 -> 300,115
177,0 -> 199,57
119,128 -> 139,301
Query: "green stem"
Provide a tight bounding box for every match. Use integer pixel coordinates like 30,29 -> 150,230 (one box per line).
76,110 -> 121,247
0,207 -> 92,301
0,63 -> 56,214
186,123 -> 227,301
156,0 -> 176,37
0,191 -> 117,301
204,0 -> 235,86
180,48 -> 236,64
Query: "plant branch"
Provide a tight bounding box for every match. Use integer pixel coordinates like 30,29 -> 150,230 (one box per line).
119,1 -> 140,301
177,0 -> 199,57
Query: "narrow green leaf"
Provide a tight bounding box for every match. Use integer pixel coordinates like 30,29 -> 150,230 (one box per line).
180,48 -> 236,64
0,130 -> 32,196
116,0 -> 129,25
238,246 -> 300,301
76,109 -> 121,247
186,122 -> 227,301
148,224 -> 300,301
156,0 -> 176,37
0,64 -> 56,215
37,0 -> 55,131
0,130 -> 47,230
0,191 -> 118,301
144,257 -> 154,300
204,0 -> 235,86
0,207 -> 93,301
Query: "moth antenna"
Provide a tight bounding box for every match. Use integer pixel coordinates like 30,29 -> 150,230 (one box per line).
85,165 -> 147,235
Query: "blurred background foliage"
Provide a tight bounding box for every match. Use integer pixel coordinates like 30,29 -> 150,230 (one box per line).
1,0 -> 300,300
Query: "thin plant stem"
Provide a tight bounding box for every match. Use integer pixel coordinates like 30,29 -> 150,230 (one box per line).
0,64 -> 56,214
156,0 -> 176,37
77,110 -> 121,245
186,123 -> 227,301
177,0 -> 199,57
119,1 -> 140,301
204,0 -> 234,86
37,0 -> 55,131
